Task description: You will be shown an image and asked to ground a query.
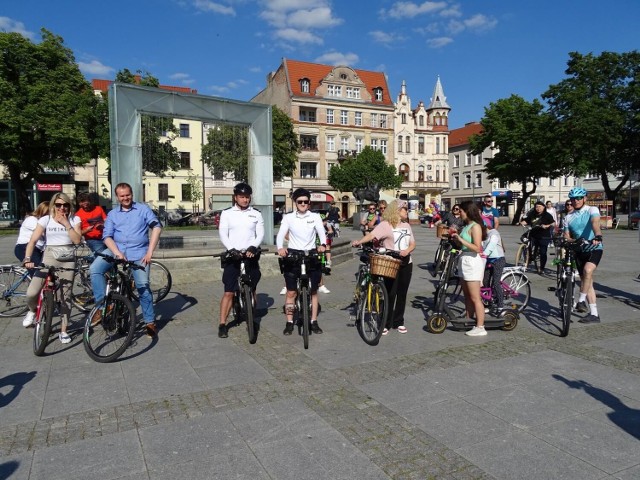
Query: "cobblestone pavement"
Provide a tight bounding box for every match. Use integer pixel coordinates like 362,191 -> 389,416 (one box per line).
1,224 -> 639,479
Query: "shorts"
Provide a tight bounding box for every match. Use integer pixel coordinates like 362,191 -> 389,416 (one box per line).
222,260 -> 261,292
458,252 -> 486,282
575,249 -> 603,276
281,251 -> 322,293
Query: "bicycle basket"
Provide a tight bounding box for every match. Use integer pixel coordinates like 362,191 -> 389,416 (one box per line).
370,254 -> 401,279
436,224 -> 449,238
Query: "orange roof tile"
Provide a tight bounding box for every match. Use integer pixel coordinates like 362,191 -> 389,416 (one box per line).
91,78 -> 197,94
449,122 -> 483,147
283,59 -> 393,105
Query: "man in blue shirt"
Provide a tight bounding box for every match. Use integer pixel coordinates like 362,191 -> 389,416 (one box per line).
481,195 -> 500,229
90,183 -> 163,337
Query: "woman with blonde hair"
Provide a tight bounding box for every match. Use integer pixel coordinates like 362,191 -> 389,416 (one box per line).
15,201 -> 49,268
22,193 -> 82,343
352,200 -> 416,334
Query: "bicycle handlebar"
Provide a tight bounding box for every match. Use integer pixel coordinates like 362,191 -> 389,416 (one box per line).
94,251 -> 146,270
352,244 -> 403,259
213,247 -> 268,260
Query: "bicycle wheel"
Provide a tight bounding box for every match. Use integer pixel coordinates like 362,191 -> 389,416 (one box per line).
33,291 -> 54,356
130,261 -> 172,304
357,281 -> 388,346
560,275 -> 573,338
300,286 -> 310,349
432,244 -> 444,277
442,278 -> 465,320
0,266 -> 30,317
515,243 -> 529,269
83,293 -> 136,363
242,284 -> 256,344
501,271 -> 531,312
70,266 -> 94,312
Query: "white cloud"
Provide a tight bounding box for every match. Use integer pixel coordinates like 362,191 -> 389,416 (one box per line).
169,72 -> 195,85
314,51 -> 359,66
369,30 -> 404,45
0,17 -> 35,39
275,28 -> 323,45
259,0 -> 341,45
249,66 -> 262,73
414,23 -> 440,35
464,14 -> 497,32
446,19 -> 465,35
192,0 -> 235,15
439,3 -> 462,17
427,37 -> 453,48
288,7 -> 343,28
209,85 -> 230,94
209,79 -> 248,93
385,1 -> 447,19
78,60 -> 114,76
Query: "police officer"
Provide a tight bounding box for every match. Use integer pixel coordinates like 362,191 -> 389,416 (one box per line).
277,188 -> 327,335
217,183 -> 265,338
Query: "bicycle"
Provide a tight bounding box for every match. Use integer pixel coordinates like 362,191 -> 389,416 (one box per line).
83,252 -> 141,362
213,248 -> 267,344
549,238 -> 590,337
32,265 -> 78,356
0,264 -> 32,317
515,226 -> 541,272
432,234 -> 453,278
352,245 -> 400,345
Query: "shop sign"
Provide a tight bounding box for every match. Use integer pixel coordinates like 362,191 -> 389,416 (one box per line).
37,183 -> 63,191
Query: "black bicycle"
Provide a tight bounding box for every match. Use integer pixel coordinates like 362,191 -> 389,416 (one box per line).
83,253 -> 141,362
0,264 -> 31,318
214,248 -> 266,344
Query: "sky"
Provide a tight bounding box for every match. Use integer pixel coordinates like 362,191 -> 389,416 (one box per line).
2,0 -> 639,130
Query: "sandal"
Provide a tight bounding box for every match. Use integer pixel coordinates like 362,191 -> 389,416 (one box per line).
397,326 -> 407,334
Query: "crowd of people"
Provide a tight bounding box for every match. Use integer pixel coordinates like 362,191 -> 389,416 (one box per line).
14,182 -> 605,344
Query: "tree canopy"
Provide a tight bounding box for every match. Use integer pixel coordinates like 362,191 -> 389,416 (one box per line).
0,29 -> 99,217
328,147 -> 402,193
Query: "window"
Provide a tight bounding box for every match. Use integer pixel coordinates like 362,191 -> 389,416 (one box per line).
340,110 -> 348,125
419,115 -> 424,127
346,87 -> 360,99
370,113 -> 378,128
453,174 -> 460,189
418,165 -> 425,181
380,139 -> 387,154
355,137 -> 363,153
399,164 -> 410,181
370,139 -> 378,150
299,108 -> 316,122
158,183 -> 168,201
549,178 -> 556,187
401,113 -> 407,124
397,135 -> 403,153
341,137 -> 349,151
300,79 -> 310,93
405,136 -> 411,153
465,174 -> 471,189
327,84 -> 342,97
354,111 -> 362,126
379,114 -> 387,128
418,137 -> 424,154
453,154 -> 460,168
464,153 -> 471,166
300,135 -> 318,150
300,162 -> 317,178
374,88 -> 383,101
326,135 -> 335,152
499,179 -> 509,189
475,154 -> 482,165
436,169 -> 440,182
435,137 -> 440,154
179,152 -> 191,169
563,176 -> 571,186
475,173 -> 482,188
326,109 -> 334,124
181,184 -> 191,202
179,124 -> 190,138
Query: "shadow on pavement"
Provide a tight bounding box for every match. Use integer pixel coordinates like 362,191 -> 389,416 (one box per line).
0,371 -> 36,408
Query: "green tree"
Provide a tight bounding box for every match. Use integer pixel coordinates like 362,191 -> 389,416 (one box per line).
272,106 -> 299,180
469,95 -> 564,223
186,170 -> 203,212
543,51 -> 640,216
328,147 -> 402,195
0,29 -> 99,217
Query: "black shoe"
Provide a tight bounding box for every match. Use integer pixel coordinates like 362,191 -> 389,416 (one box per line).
283,322 -> 294,335
576,301 -> 589,313
218,323 -> 229,338
578,314 -> 600,324
310,321 -> 323,334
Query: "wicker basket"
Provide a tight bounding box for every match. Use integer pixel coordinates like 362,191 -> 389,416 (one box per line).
436,224 -> 449,238
370,254 -> 402,279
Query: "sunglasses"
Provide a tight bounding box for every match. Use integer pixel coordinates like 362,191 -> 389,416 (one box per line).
54,202 -> 70,208
570,197 -> 584,201
296,200 -> 309,205
485,200 -> 493,203
452,208 -> 460,211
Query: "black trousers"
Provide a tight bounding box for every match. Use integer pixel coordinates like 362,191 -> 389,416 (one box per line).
383,262 -> 413,329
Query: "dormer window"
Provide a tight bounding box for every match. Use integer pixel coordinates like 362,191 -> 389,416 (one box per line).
300,78 -> 310,93
327,84 -> 342,97
374,87 -> 383,101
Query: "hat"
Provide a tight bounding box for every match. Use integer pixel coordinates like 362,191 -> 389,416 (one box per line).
397,200 -> 408,210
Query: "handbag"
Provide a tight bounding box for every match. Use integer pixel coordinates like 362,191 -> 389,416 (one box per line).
49,246 -> 75,262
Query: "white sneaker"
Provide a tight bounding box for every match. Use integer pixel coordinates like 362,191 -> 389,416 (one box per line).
318,285 -> 330,294
59,332 -> 71,344
279,287 -> 287,295
325,260 -> 332,268
22,311 -> 35,327
465,326 -> 487,337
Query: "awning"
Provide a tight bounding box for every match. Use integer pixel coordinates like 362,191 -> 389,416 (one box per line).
310,192 -> 334,202
492,190 -> 511,198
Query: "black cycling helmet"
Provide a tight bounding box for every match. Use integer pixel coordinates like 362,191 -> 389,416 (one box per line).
291,188 -> 311,201
233,182 -> 252,195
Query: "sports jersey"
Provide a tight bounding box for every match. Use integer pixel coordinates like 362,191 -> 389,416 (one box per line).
277,210 -> 326,251
564,205 -> 603,251
37,215 -> 80,246
218,205 -> 264,251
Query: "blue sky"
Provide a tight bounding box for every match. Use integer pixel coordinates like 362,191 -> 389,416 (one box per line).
2,0 -> 639,129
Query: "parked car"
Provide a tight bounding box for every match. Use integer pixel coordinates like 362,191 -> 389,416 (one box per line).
192,210 -> 222,227
629,211 -> 640,229
166,212 -> 194,227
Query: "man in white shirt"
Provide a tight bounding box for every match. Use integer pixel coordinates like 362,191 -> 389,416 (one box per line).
217,183 -> 264,338
276,188 -> 327,335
